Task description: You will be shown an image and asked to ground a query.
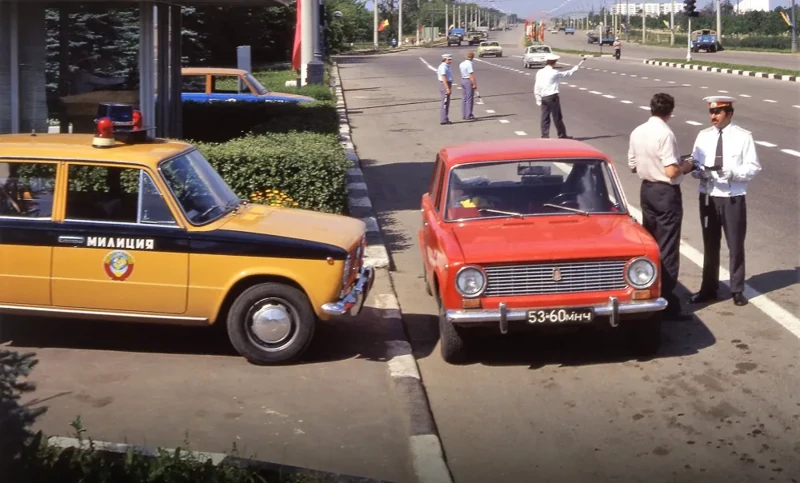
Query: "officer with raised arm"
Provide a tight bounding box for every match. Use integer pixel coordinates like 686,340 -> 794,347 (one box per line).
689,96 -> 762,307
533,54 -> 585,138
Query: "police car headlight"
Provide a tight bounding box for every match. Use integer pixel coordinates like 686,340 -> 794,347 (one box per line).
626,257 -> 656,289
456,266 -> 486,298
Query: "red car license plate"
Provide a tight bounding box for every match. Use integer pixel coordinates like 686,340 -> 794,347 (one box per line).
527,308 -> 594,324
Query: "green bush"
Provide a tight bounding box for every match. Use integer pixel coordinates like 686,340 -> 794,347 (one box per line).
196,132 -> 350,215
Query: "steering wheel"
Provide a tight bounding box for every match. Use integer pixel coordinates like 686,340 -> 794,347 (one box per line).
546,192 -> 579,206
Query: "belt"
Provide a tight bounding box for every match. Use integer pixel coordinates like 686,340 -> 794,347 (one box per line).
642,180 -> 679,187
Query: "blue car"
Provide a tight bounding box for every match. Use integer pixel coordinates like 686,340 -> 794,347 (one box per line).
181,67 -> 316,104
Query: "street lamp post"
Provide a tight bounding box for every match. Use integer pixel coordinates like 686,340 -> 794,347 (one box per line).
374,0 -> 379,49
399,0 -> 403,45
792,0 -> 798,53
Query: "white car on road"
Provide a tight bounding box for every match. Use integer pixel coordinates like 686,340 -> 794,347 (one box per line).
523,44 -> 554,69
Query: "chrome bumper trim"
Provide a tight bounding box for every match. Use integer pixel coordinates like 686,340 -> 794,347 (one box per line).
445,297 -> 668,324
321,265 -> 375,316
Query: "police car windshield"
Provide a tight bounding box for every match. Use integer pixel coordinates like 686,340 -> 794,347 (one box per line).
159,149 -> 242,225
245,73 -> 269,95
444,159 -> 626,221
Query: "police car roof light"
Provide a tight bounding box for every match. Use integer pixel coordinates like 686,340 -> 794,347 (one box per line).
92,117 -> 116,149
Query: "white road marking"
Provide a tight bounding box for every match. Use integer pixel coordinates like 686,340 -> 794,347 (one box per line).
569,84 -> 577,87
499,119 -> 510,123
642,76 -> 649,79
631,74 -> 638,77
621,100 -> 633,104
781,149 -> 800,157
419,57 -> 437,73
682,83 -> 691,86
513,55 -> 523,58
719,90 -> 729,93
457,86 -> 462,90
701,86 -> 708,89
514,131 -> 527,136
486,109 -> 495,114
654,78 -> 661,81
603,69 -> 608,72
560,82 -> 568,85
526,73 -> 531,75
755,141 -> 777,147
589,90 -> 602,94
764,99 -> 777,103
740,94 -> 751,97
686,120 -> 703,126
386,341 -> 420,379
579,87 -> 587,90
410,434 -> 454,483
603,94 -> 616,98
548,164 -> 800,342
794,105 -> 800,109
620,73 -> 627,76
668,80 -> 676,83
612,71 -> 618,74
639,106 -> 650,110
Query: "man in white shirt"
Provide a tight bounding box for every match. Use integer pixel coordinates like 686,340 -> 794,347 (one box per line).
688,96 -> 762,307
459,51 -> 477,121
533,53 -> 584,138
437,54 -> 454,125
628,93 -> 695,319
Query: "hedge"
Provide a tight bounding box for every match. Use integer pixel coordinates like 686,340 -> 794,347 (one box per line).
196,132 -> 350,215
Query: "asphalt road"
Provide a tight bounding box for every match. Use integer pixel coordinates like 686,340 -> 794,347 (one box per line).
4,270 -> 415,482
537,26 -> 800,71
338,26 -> 800,483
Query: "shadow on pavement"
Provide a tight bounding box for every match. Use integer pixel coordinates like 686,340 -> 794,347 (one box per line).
745,268 -> 798,299
403,281 -> 718,369
0,307 -> 389,365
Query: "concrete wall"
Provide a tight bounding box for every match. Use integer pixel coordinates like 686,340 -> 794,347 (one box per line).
0,1 -> 48,134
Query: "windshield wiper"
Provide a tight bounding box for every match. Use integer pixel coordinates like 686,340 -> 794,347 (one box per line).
543,203 -> 590,216
478,208 -> 525,219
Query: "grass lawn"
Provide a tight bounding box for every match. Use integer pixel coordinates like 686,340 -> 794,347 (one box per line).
649,58 -> 800,77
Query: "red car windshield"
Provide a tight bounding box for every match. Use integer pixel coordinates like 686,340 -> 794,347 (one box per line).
444,159 -> 626,221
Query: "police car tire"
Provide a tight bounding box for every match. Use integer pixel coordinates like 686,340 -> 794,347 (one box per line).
226,283 -> 315,365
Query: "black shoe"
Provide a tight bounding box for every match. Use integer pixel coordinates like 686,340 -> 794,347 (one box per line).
689,291 -> 717,304
440,120 -> 452,125
559,135 -> 573,139
732,292 -> 748,306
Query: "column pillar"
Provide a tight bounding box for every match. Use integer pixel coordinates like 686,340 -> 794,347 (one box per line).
169,4 -> 182,138
139,1 -> 155,138
156,4 -> 170,137
301,0 -> 313,84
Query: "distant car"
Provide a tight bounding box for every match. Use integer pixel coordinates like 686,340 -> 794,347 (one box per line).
477,41 -> 503,57
565,27 -> 576,35
447,32 -> 462,46
523,44 -> 554,68
181,67 -> 315,104
418,138 -> 667,363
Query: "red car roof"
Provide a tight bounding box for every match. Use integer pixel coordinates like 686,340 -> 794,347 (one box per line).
439,138 -> 612,167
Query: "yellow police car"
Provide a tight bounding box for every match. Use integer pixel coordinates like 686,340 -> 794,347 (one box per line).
0,104 -> 374,365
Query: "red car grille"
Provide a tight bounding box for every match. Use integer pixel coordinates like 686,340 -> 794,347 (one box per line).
483,260 -> 628,297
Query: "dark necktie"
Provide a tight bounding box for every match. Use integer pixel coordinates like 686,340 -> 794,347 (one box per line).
714,129 -> 723,168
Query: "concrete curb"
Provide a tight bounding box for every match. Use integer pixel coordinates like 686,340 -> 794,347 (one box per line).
643,59 -> 798,82
330,61 -> 454,483
47,436 -> 391,483
330,61 -> 391,269
378,293 -> 454,483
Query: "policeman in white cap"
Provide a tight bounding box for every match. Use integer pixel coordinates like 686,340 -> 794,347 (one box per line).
688,95 -> 762,307
533,53 -> 585,138
438,54 -> 454,125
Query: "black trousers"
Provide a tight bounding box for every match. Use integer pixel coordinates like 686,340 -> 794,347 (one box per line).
640,181 -> 683,312
540,94 -> 567,138
698,194 -> 747,294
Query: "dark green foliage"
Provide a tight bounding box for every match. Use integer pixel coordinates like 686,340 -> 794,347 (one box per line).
196,133 -> 351,215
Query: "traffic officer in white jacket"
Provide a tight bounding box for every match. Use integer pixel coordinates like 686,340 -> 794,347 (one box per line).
689,96 -> 762,307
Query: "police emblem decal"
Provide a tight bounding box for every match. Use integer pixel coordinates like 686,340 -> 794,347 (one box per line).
103,250 -> 135,281
552,267 -> 562,282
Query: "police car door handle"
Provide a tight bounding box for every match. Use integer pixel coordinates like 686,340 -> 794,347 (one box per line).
58,235 -> 85,244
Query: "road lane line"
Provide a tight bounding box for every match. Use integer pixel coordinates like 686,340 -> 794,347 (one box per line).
589,90 -> 602,94
612,71 -> 618,74
686,121 -> 702,126
654,78 -> 661,81
642,76 -> 649,79
719,90 -> 729,93
499,119 -> 510,123
579,87 -> 587,90
486,109 -> 495,113
682,84 -> 691,86
603,94 -> 616,98
638,106 -> 650,110
621,100 -> 633,104
781,149 -> 800,157
569,84 -> 577,87
548,164 -> 800,340
700,86 -> 708,89
740,94 -> 751,97
794,105 -> 800,109
764,99 -> 777,103
419,57 -> 437,73
755,141 -> 777,147
620,73 -> 627,76
514,131 -> 527,136
668,80 -> 676,83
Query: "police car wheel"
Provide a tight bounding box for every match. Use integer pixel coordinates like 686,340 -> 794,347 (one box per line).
227,282 -> 315,365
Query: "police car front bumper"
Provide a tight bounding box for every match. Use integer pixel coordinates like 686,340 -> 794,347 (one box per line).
321,265 -> 375,316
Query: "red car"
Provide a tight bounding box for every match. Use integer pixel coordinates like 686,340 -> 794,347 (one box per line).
419,138 -> 668,363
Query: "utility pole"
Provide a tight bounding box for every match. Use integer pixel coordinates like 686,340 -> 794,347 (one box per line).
641,7 -> 645,44
399,0 -> 403,45
792,0 -> 797,53
416,0 -> 420,44
374,0 -> 379,49
716,0 -> 722,42
670,0 -> 675,46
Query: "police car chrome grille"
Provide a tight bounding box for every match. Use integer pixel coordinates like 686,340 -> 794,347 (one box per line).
483,260 -> 628,297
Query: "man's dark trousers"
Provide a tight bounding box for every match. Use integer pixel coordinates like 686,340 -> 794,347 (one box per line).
540,93 -> 567,138
640,180 -> 683,313
697,194 -> 747,295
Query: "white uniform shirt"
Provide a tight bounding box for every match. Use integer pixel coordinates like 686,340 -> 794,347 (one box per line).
437,62 -> 452,83
690,122 -> 761,197
627,116 -> 682,185
533,64 -> 579,105
459,59 -> 474,79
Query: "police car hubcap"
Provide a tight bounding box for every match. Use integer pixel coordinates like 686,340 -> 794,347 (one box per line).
250,303 -> 293,344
